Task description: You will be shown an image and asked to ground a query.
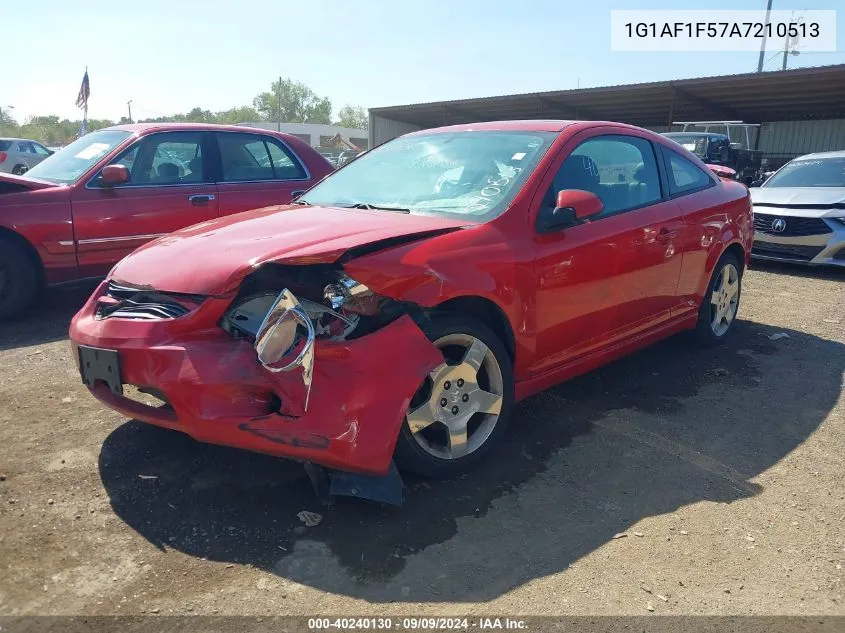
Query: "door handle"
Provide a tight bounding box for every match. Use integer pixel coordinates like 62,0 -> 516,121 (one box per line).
657,227 -> 678,240
188,194 -> 215,206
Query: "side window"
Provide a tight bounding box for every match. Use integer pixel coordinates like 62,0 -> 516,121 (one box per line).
265,139 -> 307,180
18,142 -> 34,153
545,135 -> 662,217
665,150 -> 713,196
33,143 -> 51,156
100,133 -> 205,186
148,137 -> 204,184
217,133 -> 275,182
105,144 -> 141,179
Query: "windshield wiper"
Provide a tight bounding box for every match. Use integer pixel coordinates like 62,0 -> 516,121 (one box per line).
292,199 -> 309,205
346,202 -> 411,214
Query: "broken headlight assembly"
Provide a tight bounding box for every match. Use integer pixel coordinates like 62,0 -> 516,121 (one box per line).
253,289 -> 316,408
219,266 -> 421,411
322,275 -> 380,315
221,268 -> 400,344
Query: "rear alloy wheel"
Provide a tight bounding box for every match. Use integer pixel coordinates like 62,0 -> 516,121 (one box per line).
394,316 -> 514,477
695,252 -> 742,346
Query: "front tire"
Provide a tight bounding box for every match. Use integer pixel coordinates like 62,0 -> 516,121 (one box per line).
695,252 -> 742,346
0,239 -> 39,320
394,314 -> 514,477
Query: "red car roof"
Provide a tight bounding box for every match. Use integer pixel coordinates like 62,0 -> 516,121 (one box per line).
106,122 -> 289,136
408,120 -> 577,135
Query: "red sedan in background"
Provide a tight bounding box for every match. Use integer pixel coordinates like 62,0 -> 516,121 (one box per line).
69,120 -> 752,502
0,123 -> 333,318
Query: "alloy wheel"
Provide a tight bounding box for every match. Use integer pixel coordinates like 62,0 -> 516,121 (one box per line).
710,263 -> 739,336
406,333 -> 505,460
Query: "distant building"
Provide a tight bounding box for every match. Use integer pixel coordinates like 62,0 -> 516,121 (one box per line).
369,64 -> 845,170
236,122 -> 368,155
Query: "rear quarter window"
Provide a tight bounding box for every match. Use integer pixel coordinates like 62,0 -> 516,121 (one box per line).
0,141 -> 12,151
664,149 -> 715,196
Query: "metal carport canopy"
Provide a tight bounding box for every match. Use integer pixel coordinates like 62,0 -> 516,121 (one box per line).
370,64 -> 845,130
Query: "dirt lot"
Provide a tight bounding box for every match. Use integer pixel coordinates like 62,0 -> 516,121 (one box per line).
0,261 -> 843,616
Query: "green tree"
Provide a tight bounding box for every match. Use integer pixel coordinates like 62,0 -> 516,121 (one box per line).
253,78 -> 333,124
215,105 -> 261,124
0,77 -> 364,145
335,105 -> 368,130
184,107 -> 214,123
0,107 -> 17,127
0,115 -> 113,145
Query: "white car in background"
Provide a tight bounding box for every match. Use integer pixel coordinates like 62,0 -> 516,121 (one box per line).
0,137 -> 54,175
750,150 -> 845,267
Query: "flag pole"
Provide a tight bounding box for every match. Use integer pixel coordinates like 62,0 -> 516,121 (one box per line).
83,66 -> 88,134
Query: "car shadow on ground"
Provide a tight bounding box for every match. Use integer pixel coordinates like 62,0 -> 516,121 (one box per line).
0,281 -> 98,351
749,258 -> 845,282
98,319 -> 843,602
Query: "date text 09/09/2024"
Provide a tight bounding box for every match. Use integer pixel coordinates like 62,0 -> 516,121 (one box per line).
307,618 -> 528,630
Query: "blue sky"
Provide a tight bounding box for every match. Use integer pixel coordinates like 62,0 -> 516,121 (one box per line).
2,0 -> 843,122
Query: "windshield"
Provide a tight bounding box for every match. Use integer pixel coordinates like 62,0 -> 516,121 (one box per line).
25,130 -> 132,184
763,157 -> 845,188
301,131 -> 556,220
664,134 -> 708,158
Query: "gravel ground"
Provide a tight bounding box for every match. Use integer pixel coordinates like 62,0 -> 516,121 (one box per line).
0,261 -> 843,616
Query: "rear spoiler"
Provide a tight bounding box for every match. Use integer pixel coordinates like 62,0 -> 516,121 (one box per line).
708,164 -> 737,180
0,172 -> 58,193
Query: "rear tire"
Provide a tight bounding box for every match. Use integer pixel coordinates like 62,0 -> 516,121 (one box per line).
11,165 -> 27,175
0,239 -> 39,320
394,314 -> 514,478
695,252 -> 742,346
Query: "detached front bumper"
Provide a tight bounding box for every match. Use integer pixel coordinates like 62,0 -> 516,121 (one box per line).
69,281 -> 443,476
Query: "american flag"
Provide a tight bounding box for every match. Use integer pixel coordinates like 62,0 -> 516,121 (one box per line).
75,69 -> 90,109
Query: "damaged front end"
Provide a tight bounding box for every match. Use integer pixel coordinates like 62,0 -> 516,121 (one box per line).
219,263 -> 430,415
219,264 -> 447,505
71,262 -> 444,505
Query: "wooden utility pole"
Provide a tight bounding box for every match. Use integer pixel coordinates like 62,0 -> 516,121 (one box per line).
277,76 -> 282,132
757,0 -> 774,72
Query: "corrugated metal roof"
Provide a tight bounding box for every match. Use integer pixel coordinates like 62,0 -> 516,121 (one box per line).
371,64 -> 845,129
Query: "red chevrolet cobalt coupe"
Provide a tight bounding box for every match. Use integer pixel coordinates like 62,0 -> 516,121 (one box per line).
70,121 -> 752,492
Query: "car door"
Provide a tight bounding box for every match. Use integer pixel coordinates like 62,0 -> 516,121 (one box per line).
16,142 -> 38,170
530,129 -> 685,375
658,145 -> 725,319
70,130 -> 219,278
213,131 -> 312,216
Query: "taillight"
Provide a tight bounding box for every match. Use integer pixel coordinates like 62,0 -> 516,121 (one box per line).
0,152 -> 7,163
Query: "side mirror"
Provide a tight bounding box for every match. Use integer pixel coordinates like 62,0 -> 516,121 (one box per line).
99,164 -> 130,186
718,146 -> 730,162
537,190 -> 604,234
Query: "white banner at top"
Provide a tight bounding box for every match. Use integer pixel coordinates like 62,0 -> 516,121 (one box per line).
610,10 -> 836,52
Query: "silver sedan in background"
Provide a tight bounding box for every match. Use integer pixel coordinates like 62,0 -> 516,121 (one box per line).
750,150 -> 845,267
0,137 -> 54,174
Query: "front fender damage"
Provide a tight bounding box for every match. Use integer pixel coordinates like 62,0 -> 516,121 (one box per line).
239,314 -> 443,478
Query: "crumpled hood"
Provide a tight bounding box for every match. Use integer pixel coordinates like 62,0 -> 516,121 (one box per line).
111,204 -> 469,294
751,187 -> 845,215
